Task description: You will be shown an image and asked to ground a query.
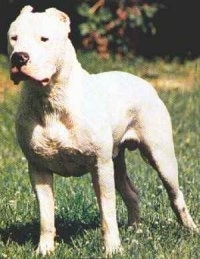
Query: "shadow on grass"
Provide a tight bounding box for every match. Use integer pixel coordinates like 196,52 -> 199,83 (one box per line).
0,217 -> 99,247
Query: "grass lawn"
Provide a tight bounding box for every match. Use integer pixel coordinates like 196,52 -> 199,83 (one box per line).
0,53 -> 199,258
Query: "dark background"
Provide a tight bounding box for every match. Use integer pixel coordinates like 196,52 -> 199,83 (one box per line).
0,0 -> 199,58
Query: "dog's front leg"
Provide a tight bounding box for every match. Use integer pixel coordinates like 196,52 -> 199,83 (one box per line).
29,164 -> 55,256
92,158 -> 122,256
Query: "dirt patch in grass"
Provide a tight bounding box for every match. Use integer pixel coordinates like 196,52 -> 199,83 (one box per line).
0,55 -> 19,102
137,58 -> 200,91
0,73 -> 19,101
146,73 -> 197,91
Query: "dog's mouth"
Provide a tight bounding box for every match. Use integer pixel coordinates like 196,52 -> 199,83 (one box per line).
10,66 -> 50,86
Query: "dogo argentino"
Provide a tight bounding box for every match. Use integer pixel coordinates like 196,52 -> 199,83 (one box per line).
7,5 -> 198,256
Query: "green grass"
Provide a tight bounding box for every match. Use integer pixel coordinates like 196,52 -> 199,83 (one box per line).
0,53 -> 200,258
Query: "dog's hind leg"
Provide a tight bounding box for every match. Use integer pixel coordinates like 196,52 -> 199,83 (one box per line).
139,118 -> 197,231
114,149 -> 139,226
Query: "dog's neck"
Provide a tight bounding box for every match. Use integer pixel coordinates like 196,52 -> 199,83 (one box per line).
53,39 -> 86,85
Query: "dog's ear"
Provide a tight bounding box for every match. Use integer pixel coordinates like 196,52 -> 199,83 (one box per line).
45,8 -> 71,34
20,5 -> 34,14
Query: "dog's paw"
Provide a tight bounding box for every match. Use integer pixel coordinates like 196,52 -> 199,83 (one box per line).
104,241 -> 123,258
36,239 -> 55,256
190,224 -> 199,234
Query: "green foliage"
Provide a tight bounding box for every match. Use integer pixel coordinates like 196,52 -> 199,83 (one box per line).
0,54 -> 199,258
78,1 -> 161,57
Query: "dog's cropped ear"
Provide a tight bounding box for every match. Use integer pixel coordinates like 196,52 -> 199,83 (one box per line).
45,8 -> 71,34
20,5 -> 34,14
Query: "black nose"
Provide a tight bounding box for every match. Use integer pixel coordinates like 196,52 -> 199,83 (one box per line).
11,52 -> 30,67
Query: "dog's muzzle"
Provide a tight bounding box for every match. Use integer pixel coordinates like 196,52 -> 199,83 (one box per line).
10,52 -> 30,84
10,52 -> 50,86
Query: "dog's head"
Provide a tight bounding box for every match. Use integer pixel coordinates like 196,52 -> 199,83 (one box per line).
7,6 -> 71,86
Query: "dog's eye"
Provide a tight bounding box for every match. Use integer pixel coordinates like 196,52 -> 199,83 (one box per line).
41,36 -> 49,42
11,35 -> 18,41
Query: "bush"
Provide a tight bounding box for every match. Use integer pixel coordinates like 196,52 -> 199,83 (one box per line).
78,0 -> 161,58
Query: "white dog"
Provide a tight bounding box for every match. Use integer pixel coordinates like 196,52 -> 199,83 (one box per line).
8,6 -> 197,256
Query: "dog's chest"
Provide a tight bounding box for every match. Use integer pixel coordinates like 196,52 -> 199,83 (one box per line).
31,119 -> 72,155
27,118 -> 91,176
